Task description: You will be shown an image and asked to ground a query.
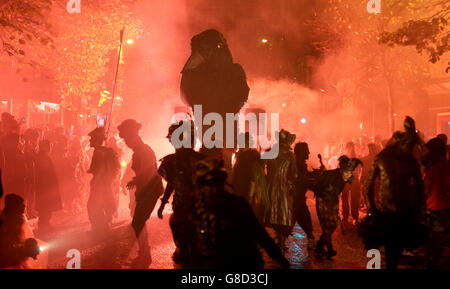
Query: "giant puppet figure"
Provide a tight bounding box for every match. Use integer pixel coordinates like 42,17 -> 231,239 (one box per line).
180,29 -> 250,157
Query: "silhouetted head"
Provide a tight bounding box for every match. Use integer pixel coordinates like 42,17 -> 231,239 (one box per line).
194,156 -> 227,190
167,120 -> 196,149
338,155 -> 363,183
39,139 -> 51,155
1,112 -> 19,134
437,133 -> 448,145
422,137 -> 447,167
24,128 -> 40,145
389,116 -> 420,153
294,142 -> 310,160
278,129 -> 296,149
117,119 -> 142,149
24,238 -> 40,260
88,126 -> 106,148
3,194 -> 25,216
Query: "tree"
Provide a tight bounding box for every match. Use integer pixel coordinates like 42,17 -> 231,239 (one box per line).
308,0 -> 436,135
1,0 -> 142,116
0,0 -> 54,66
380,0 -> 450,64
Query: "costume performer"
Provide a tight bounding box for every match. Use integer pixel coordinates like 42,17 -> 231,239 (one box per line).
293,142 -> 324,249
87,127 -> 120,233
232,132 -> 269,223
421,137 -> 450,268
341,142 -> 361,225
180,29 -> 249,170
314,155 -> 362,259
157,121 -> 204,262
265,129 -> 297,255
117,119 -> 164,268
0,194 -> 40,268
360,116 -> 427,269
172,155 -> 290,269
34,140 -> 62,233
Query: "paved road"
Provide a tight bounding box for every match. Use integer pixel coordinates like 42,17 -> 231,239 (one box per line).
31,192 -> 445,269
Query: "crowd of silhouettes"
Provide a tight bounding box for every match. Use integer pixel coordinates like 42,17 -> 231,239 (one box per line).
0,110 -> 448,269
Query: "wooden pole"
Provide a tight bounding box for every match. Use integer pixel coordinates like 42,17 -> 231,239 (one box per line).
107,27 -> 125,135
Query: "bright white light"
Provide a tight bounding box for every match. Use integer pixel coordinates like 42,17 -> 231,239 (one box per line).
282,103 -> 286,108
39,246 -> 45,252
301,118 -> 307,124
126,39 -> 133,45
261,38 -> 268,44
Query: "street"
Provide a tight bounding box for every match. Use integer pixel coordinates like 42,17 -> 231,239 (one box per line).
30,192 -> 441,269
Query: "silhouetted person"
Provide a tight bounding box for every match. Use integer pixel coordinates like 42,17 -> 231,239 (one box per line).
23,128 -> 39,219
341,141 -> 361,225
360,143 -> 377,185
64,138 -> 83,215
436,133 -> 449,161
87,127 -> 120,234
173,156 -> 290,269
157,121 -> 203,262
0,194 -> 40,268
293,142 -> 323,249
51,135 -> 78,214
265,129 -> 297,255
34,140 -> 62,234
360,143 -> 378,212
232,132 -> 268,223
107,137 -> 123,220
2,133 -> 26,201
314,156 -> 362,259
361,116 -> 426,269
421,137 -> 450,268
1,113 -> 20,135
117,119 -> 163,268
